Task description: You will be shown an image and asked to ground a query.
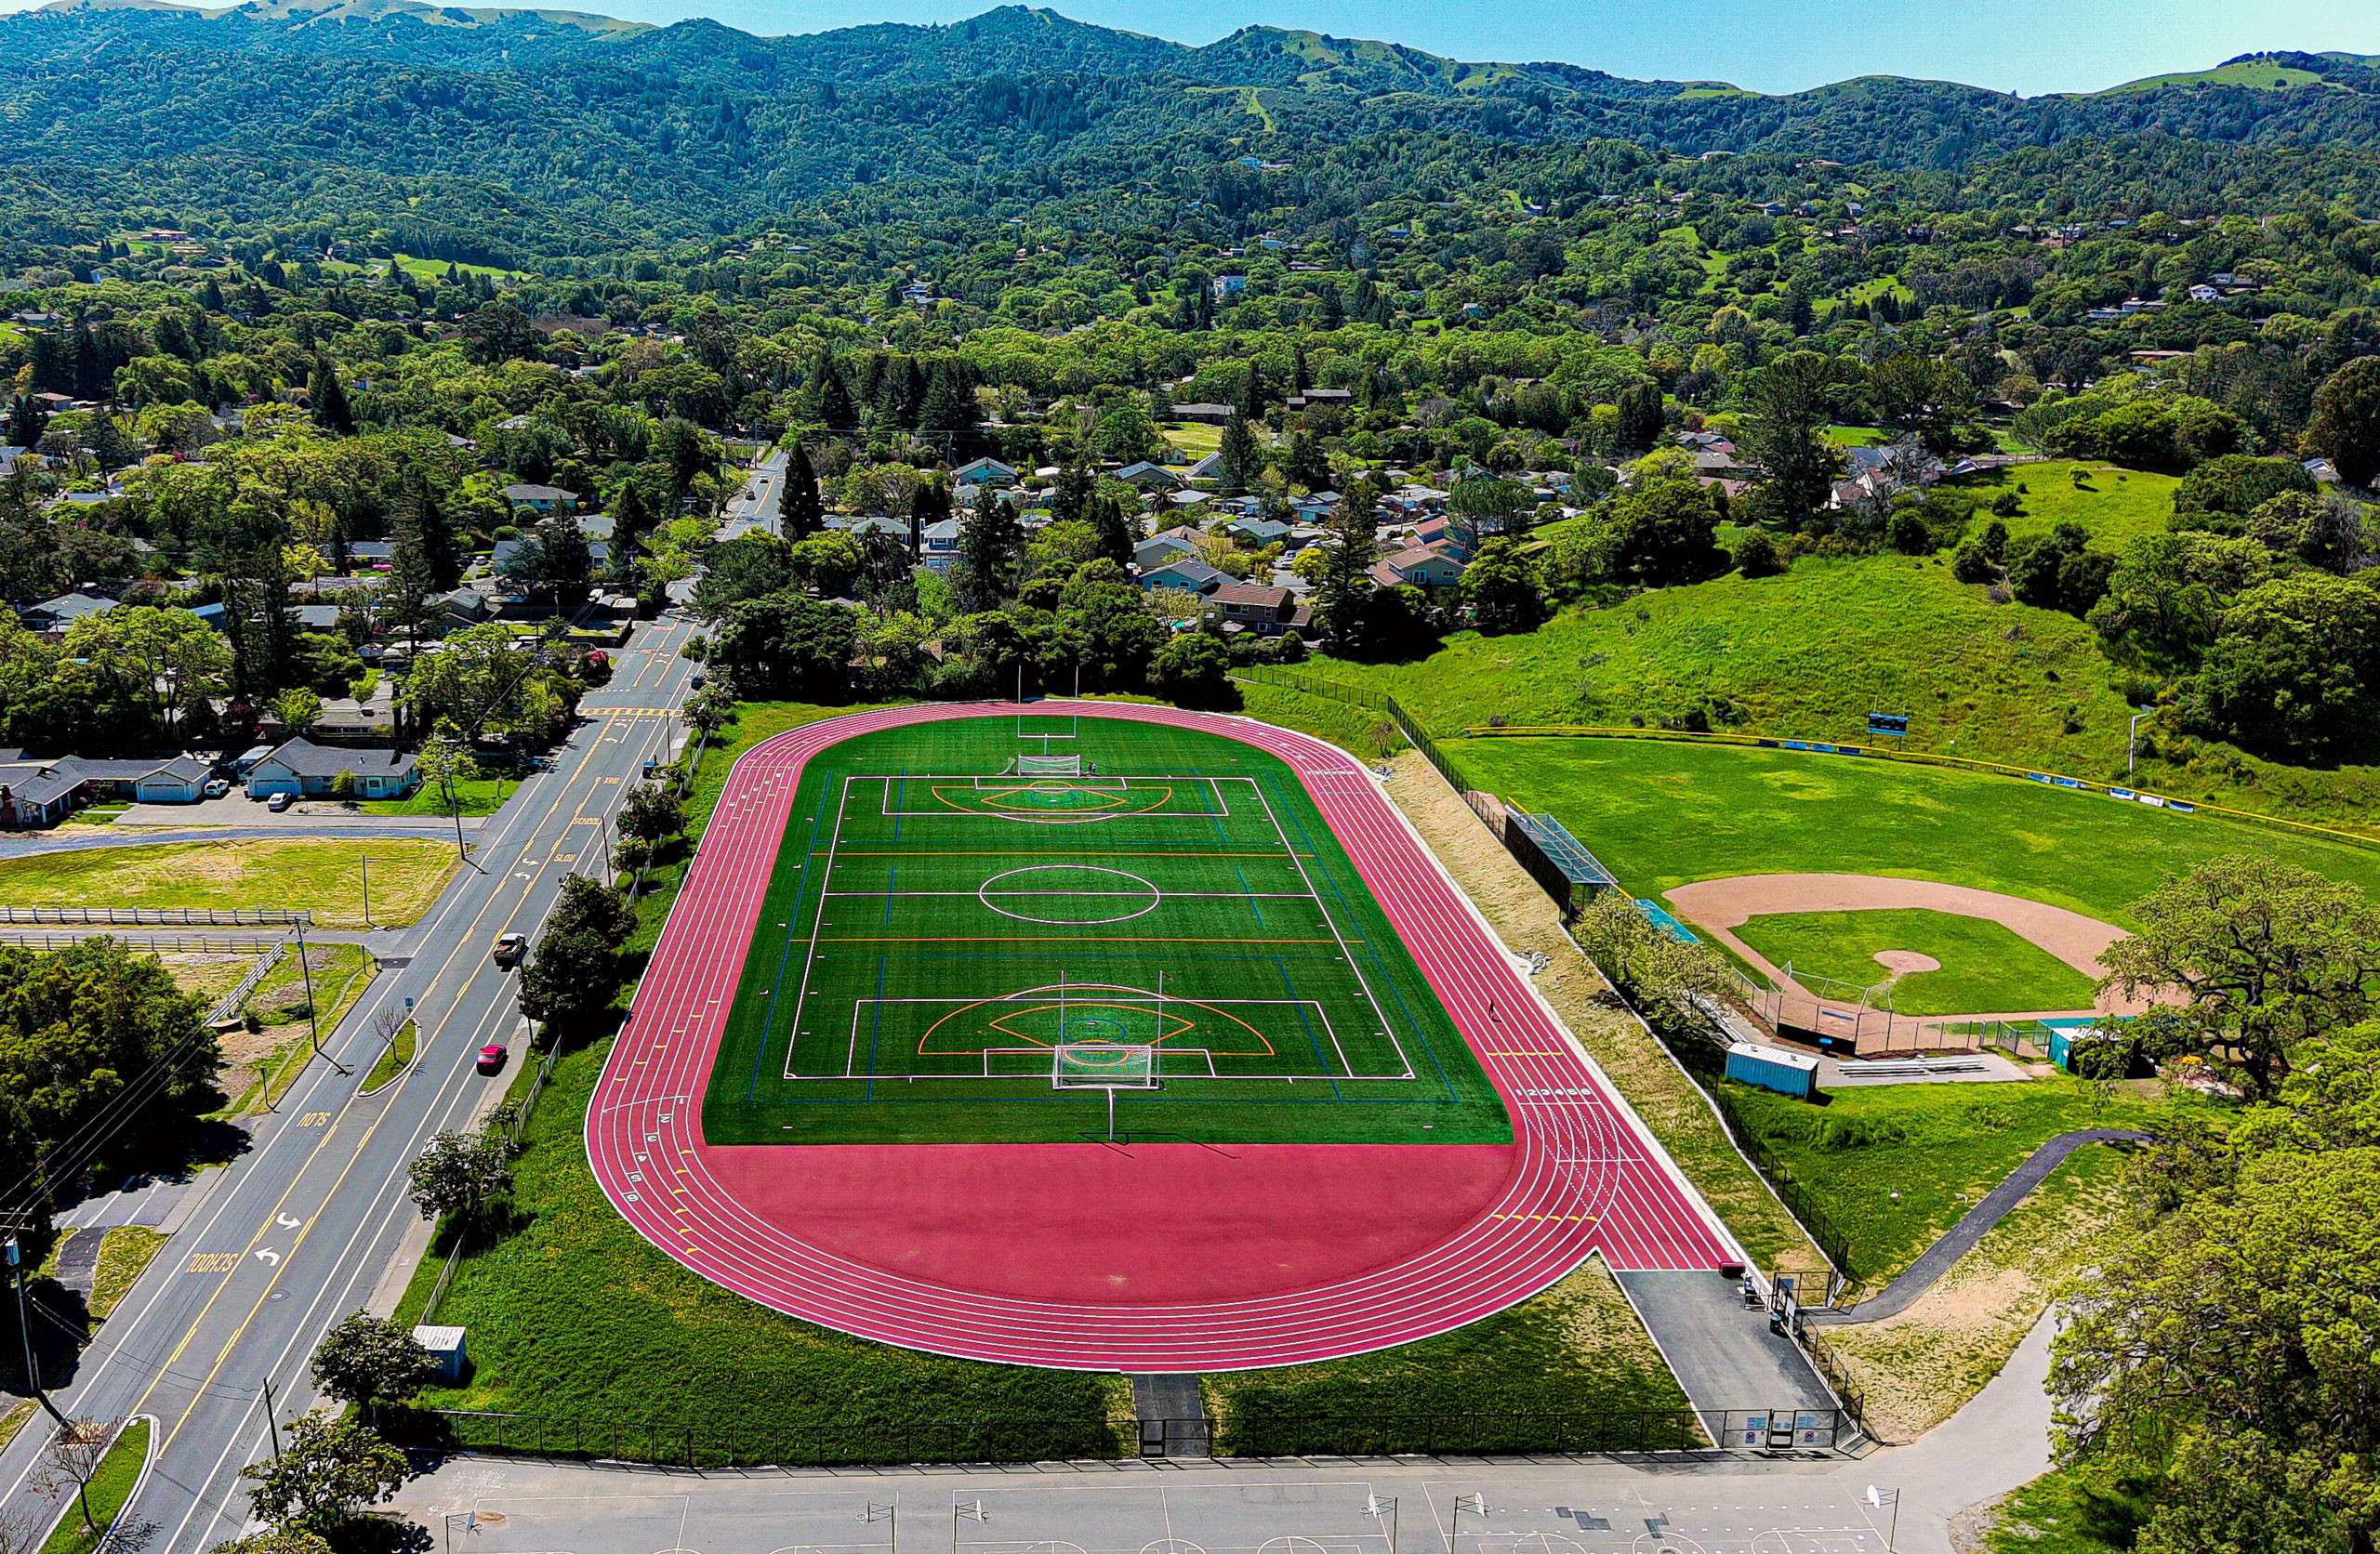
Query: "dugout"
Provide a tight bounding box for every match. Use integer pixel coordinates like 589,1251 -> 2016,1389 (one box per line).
1503,806 -> 1618,918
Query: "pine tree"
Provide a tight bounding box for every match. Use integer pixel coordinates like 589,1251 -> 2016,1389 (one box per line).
1290,346 -> 1311,396
309,355 -> 355,434
1237,360 -> 1266,419
8,395 -> 47,450
1049,463 -> 1093,529
608,481 -> 652,586
1090,490 -> 1136,568
1218,412 -> 1260,496
1314,474 -> 1384,653
811,348 -> 856,429
917,358 -> 981,434
779,442 -> 826,539
1317,286 -> 1345,330
955,484 -> 1023,611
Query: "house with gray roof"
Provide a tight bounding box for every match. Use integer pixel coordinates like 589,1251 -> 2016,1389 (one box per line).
243,738 -> 419,800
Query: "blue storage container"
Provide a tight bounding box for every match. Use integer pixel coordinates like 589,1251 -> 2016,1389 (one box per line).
1726,1041 -> 1820,1100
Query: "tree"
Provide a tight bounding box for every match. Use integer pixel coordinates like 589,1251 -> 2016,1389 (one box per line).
209,1533 -> 336,1554
1738,351 -> 1844,527
1733,528 -> 1785,578
809,348 -> 856,428
2097,854 -> 2380,1099
2183,572 -> 2380,761
954,485 -> 1023,611
401,625 -> 571,747
2174,454 -> 2317,533
2051,1020 -> 2380,1554
607,480 -> 653,587
269,687 -> 322,738
1609,476 -> 1727,586
1216,413 -> 1260,495
1311,478 -> 1382,654
240,1411 -> 407,1536
305,356 -> 352,435
32,1417 -> 124,1537
518,875 -> 637,1031
1613,380 -> 1665,453
2307,353 -> 2380,488
1149,632 -> 1232,707
710,593 -> 860,698
692,532 -> 795,623
309,1313 -> 437,1413
1460,537 -> 1547,634
407,1126 -> 518,1224
777,442 -> 826,540
917,357 -> 980,434
615,780 -> 685,846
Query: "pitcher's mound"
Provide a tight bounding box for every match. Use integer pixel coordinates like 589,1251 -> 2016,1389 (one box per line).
1874,949 -> 1943,976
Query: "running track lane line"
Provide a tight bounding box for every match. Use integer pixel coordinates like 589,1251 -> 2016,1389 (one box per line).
586,702 -> 1734,1371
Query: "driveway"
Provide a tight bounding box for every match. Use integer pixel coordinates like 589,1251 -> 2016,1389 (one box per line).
111,793 -> 497,830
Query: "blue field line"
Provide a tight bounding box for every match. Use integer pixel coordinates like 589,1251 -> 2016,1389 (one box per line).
746,774 -> 839,1103
882,864 -> 898,924
864,954 -> 887,1099
1233,864 -> 1267,928
1260,770 -> 1461,1105
1272,953 -> 1343,1099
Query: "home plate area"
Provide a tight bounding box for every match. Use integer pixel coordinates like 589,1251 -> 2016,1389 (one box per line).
590,703 -> 1734,1370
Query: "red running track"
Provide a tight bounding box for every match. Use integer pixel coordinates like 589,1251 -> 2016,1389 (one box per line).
588,702 -> 1735,1371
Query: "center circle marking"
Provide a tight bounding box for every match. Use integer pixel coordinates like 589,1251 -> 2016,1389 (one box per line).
977,863 -> 1163,925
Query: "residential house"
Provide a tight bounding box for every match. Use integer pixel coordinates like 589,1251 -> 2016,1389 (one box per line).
1211,276 -> 1248,299
1138,559 -> 1227,595
0,756 -> 89,828
1171,403 -> 1235,425
1185,452 -> 1227,483
0,751 -> 216,826
502,483 -> 579,517
130,757 -> 213,803
952,456 -> 1019,490
1113,462 -> 1185,491
243,738 -> 419,800
1368,545 -> 1466,589
920,517 -> 963,573
1209,582 -> 1309,638
1133,532 -> 1203,573
1225,517 -> 1292,547
17,592 -> 118,633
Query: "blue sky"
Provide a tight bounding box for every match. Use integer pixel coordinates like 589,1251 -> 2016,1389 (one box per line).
16,0 -> 2380,94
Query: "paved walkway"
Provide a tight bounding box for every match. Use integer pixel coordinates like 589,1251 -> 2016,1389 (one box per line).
1806,1129 -> 2148,1325
0,821 -> 479,858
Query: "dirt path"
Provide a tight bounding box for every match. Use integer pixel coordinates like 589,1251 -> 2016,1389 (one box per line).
1665,873 -> 2153,1021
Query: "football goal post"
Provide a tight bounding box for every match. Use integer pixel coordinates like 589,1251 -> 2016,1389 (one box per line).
1011,753 -> 1083,777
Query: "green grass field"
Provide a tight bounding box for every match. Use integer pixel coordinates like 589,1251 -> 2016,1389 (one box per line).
706,715 -> 1507,1145
1733,908 -> 2100,1016
1452,736 -> 2380,928
1718,1072 -> 2167,1284
1203,1258 -> 1692,1455
1158,422 -> 1223,462
0,838 -> 454,929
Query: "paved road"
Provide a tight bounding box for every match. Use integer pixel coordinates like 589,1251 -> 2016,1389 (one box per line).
0,464 -> 747,1549
389,1312 -> 2065,1554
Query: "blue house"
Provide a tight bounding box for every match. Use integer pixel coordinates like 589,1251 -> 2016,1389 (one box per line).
1138,559 -> 1226,595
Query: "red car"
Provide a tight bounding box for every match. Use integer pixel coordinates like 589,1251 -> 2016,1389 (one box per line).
476,1042 -> 508,1075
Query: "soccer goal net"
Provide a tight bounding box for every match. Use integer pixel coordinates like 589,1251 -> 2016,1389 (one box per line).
1012,753 -> 1083,777
1051,1042 -> 1157,1089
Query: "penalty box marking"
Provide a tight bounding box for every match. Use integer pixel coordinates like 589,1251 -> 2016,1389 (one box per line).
815,993 -> 1415,1083
865,771 -> 1246,821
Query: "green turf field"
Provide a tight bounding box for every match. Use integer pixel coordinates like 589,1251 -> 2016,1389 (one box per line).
1454,736 -> 2380,927
702,714 -> 1510,1146
1730,908 -> 2101,1017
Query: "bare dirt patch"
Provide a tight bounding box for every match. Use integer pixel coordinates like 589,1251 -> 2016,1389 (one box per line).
1873,949 -> 1941,977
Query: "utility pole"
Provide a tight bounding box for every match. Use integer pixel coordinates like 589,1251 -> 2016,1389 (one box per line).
293,916 -> 349,1080
260,1376 -> 284,1461
6,1235 -> 64,1424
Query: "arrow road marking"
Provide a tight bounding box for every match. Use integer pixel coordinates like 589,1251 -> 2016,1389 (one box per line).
254,1248 -> 281,1267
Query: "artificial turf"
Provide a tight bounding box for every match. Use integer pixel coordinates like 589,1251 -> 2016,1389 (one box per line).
1730,907 -> 2101,1016
703,714 -> 1509,1145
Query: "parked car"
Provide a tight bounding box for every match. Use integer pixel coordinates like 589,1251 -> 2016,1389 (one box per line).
203,778 -> 231,799
266,792 -> 294,811
492,931 -> 527,968
476,1042 -> 508,1075
581,649 -> 613,684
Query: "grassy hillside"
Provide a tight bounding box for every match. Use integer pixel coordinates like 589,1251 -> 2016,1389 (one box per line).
2094,59 -> 2332,94
1308,460 -> 2380,827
